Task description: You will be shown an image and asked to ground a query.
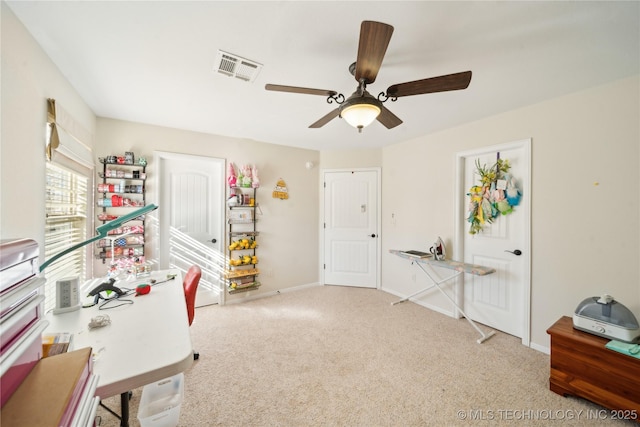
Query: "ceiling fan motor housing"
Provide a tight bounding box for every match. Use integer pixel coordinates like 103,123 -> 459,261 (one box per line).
339,90 -> 381,115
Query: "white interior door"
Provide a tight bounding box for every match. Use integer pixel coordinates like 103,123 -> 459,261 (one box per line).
456,139 -> 531,343
323,169 -> 380,288
156,152 -> 225,306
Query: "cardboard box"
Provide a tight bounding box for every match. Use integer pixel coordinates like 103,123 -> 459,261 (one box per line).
1,347 -> 93,426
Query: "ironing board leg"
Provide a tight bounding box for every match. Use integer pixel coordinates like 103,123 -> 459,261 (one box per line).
391,261 -> 458,305
392,264 -> 463,306
391,283 -> 437,305
397,262 -> 496,344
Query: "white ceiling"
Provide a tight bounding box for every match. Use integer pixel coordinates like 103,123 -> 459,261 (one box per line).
7,1 -> 639,151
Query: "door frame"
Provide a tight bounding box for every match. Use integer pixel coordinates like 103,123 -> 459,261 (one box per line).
153,150 -> 226,304
453,139 -> 532,346
320,167 -> 381,288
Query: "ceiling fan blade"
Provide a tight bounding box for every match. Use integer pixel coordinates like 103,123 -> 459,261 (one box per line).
309,108 -> 340,128
377,105 -> 403,129
354,21 -> 394,85
386,71 -> 472,98
265,84 -> 337,97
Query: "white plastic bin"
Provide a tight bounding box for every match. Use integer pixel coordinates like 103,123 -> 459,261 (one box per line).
137,373 -> 184,427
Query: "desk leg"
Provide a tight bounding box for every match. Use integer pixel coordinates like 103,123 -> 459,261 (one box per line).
120,392 -> 130,427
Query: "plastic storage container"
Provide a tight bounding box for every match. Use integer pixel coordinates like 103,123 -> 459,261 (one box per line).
0,239 -> 39,296
137,373 -> 184,427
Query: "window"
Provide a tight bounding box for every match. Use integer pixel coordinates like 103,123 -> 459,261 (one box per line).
44,162 -> 89,312
44,98 -> 94,312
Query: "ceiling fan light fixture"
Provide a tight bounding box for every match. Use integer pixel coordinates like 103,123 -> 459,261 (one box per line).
341,101 -> 381,132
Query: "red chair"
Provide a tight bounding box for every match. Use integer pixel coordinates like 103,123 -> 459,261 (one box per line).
183,265 -> 202,360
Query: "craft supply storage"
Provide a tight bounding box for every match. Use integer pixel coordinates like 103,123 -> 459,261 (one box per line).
96,154 -> 148,266
0,239 -> 100,426
225,186 -> 260,294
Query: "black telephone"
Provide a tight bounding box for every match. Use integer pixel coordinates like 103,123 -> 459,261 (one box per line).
87,278 -> 125,298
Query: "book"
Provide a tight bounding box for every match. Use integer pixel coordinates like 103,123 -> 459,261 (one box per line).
605,339 -> 640,359
42,332 -> 72,357
400,250 -> 432,259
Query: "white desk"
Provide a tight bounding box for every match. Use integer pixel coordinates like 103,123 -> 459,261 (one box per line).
45,269 -> 193,426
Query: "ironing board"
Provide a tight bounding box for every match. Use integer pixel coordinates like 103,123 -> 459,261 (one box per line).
390,249 -> 497,344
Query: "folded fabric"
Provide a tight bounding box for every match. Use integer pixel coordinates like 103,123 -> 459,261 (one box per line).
605,340 -> 640,359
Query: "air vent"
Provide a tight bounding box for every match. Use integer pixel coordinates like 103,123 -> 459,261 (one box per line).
214,50 -> 262,83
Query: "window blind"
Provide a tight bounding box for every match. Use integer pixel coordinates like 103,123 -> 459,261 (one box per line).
44,98 -> 93,313
46,98 -> 94,169
44,162 -> 89,311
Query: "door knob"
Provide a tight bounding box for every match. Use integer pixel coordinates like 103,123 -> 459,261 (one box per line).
505,249 -> 522,256
211,238 -> 217,244
370,234 -> 377,238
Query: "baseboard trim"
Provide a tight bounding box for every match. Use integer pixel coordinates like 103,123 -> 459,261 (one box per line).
529,341 -> 550,354
223,282 -> 322,305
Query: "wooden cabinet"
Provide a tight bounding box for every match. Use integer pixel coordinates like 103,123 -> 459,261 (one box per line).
547,316 -> 640,415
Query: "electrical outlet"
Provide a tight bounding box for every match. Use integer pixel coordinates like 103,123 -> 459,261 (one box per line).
411,274 -> 416,282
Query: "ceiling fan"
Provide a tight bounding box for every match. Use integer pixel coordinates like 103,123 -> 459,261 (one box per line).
265,21 -> 472,133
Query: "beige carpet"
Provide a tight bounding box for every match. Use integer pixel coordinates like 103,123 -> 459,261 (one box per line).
96,285 -> 635,426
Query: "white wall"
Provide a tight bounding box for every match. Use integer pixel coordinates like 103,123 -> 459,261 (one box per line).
1,3 -> 97,267
320,149 -> 382,169
1,0 -> 320,300
381,75 -> 640,349
4,0 -> 639,350
95,118 -> 320,298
